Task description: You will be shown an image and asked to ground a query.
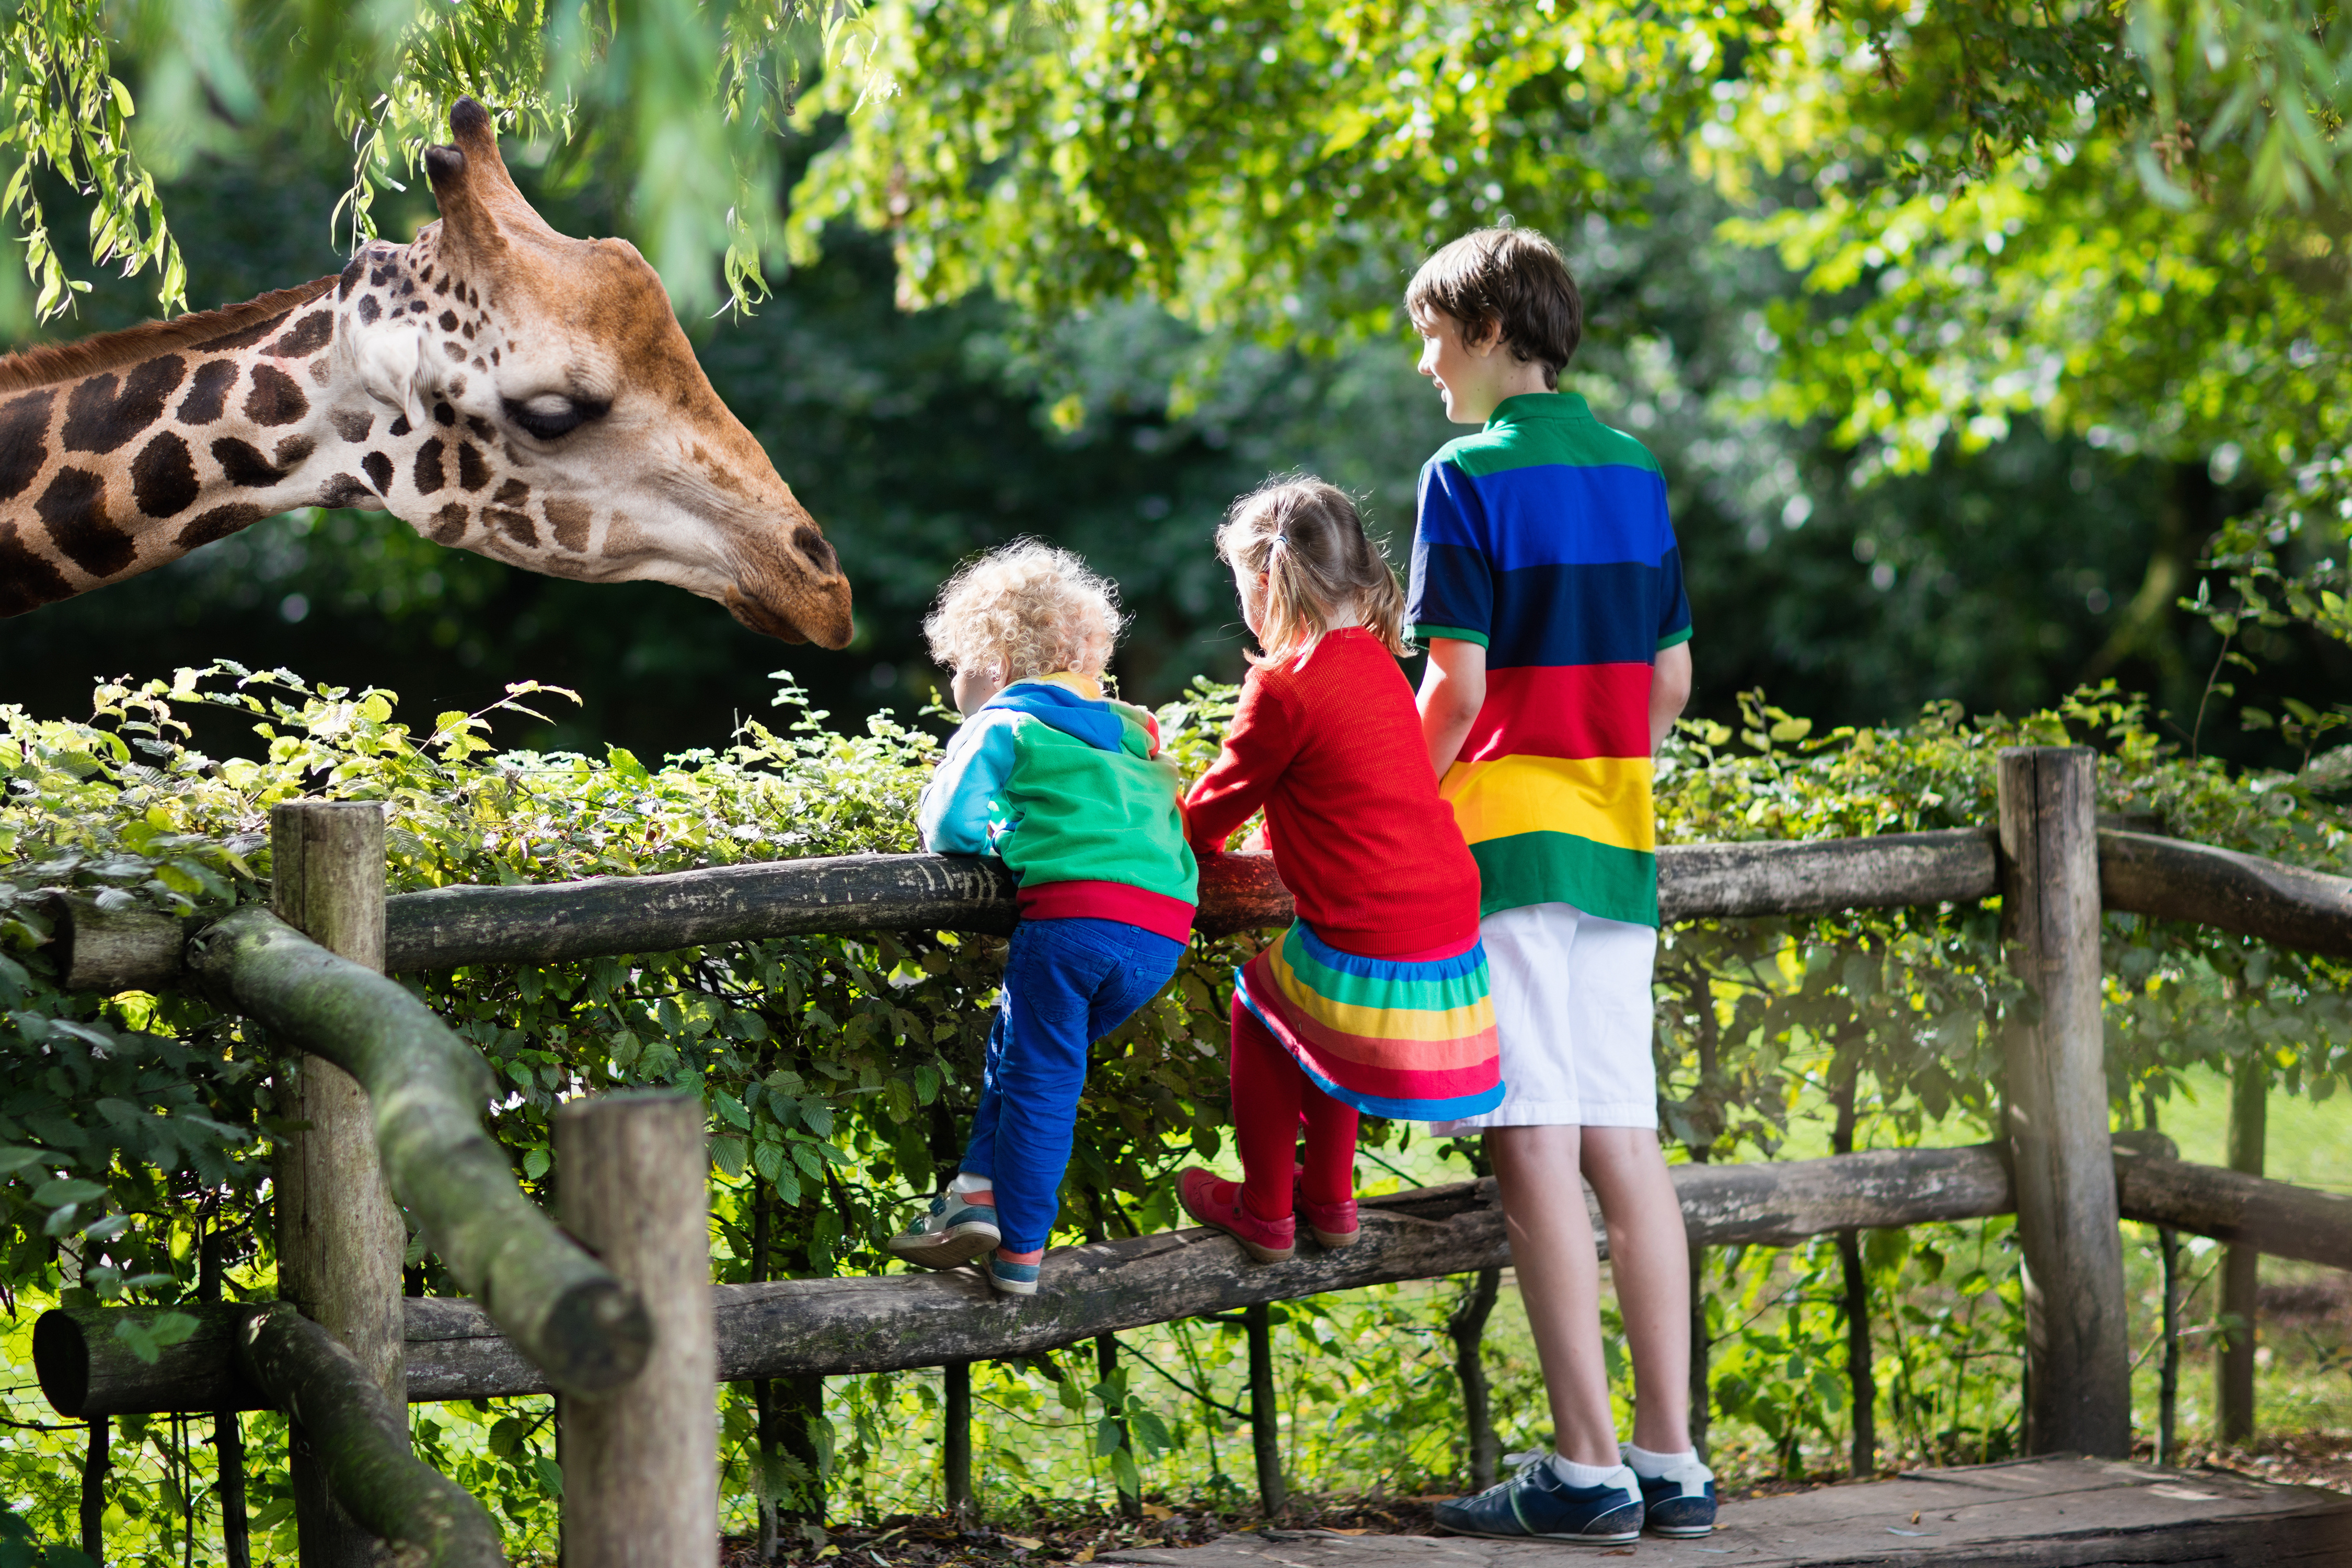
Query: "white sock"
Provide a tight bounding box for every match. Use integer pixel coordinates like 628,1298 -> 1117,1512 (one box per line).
1548,1454 -> 1626,1491
1623,1443 -> 1699,1478
950,1171 -> 991,1196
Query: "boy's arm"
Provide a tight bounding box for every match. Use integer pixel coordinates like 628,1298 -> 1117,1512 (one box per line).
917,714 -> 1018,856
1417,637 -> 1488,778
1650,641 -> 1692,751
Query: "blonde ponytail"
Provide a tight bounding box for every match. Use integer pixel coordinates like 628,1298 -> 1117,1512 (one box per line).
1216,475 -> 1410,665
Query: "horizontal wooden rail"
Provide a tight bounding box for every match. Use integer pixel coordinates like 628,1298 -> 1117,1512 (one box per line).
2100,829 -> 2352,959
43,826 -> 2351,995
38,1146 -> 2349,1418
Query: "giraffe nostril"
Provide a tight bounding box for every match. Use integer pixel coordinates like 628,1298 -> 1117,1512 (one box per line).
792,523 -> 837,574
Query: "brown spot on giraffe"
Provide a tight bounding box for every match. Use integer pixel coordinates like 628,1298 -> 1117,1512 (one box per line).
545,497 -> 592,551
62,356 -> 188,454
0,390 -> 55,502
177,361 -> 238,424
430,502 -> 469,542
457,444 -> 491,491
333,410 -> 374,444
131,432 -> 199,517
212,438 -> 288,489
244,365 -> 308,426
36,468 -> 135,576
175,502 -> 267,550
487,505 -> 535,546
0,520 -> 72,614
414,439 -> 447,494
265,313 -> 333,358
361,452 -> 395,494
272,435 -> 315,469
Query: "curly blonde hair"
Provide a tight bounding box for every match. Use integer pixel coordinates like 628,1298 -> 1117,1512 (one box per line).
924,540 -> 1124,685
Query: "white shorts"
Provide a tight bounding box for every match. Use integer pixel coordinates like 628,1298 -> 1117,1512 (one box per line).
1430,901 -> 1658,1133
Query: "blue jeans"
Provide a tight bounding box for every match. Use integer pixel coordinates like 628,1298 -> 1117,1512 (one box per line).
960,917 -> 1185,1252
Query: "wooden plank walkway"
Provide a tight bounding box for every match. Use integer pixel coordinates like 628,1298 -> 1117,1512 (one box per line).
1104,1457 -> 2352,1568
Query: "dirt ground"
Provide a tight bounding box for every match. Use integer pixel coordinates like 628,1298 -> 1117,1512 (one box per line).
723,1431 -> 2352,1568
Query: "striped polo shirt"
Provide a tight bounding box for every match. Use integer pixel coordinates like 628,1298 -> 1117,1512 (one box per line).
1405,392 -> 1692,926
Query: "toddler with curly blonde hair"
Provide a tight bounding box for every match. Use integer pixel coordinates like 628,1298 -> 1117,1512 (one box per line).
894,541 -> 1198,1295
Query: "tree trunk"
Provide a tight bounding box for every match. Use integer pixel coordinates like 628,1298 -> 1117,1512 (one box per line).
555,1092 -> 717,1568
187,905 -> 648,1397
234,1303 -> 502,1566
2217,1052 -> 2266,1445
1448,1268 -> 1503,1490
1996,748 -> 2132,1458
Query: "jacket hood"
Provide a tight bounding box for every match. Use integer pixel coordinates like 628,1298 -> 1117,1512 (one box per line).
985,680 -> 1159,758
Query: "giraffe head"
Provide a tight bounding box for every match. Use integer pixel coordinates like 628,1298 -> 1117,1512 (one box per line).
335,99 -> 852,647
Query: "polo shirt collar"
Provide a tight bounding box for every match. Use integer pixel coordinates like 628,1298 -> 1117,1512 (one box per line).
1486,391 -> 1590,430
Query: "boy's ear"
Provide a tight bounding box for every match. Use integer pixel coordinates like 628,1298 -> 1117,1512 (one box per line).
1464,315 -> 1505,356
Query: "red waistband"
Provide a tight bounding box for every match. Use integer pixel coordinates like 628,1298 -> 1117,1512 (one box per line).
1018,880 -> 1197,942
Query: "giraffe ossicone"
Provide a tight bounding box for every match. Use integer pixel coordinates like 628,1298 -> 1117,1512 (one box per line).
0,98 -> 853,648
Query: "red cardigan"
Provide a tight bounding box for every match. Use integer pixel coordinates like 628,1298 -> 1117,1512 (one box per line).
1184,629 -> 1482,957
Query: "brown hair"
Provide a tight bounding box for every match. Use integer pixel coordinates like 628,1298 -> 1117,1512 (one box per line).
924,540 -> 1123,684
1403,227 -> 1582,389
1216,475 -> 1410,665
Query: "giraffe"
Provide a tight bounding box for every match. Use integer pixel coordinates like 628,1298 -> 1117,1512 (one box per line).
0,99 -> 852,647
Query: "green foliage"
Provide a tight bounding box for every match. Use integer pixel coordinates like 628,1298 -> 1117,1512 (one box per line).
1,0 -> 882,324
2,662 -> 2348,1550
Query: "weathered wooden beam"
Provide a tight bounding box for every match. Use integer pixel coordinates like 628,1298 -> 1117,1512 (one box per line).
45,825 -> 2352,996
37,1146 -> 2008,1414
45,893 -> 192,993
36,1148 -> 2352,1421
2100,828 -> 2352,958
186,906 -> 650,1397
1658,827 -> 1997,921
235,1303 -> 503,1567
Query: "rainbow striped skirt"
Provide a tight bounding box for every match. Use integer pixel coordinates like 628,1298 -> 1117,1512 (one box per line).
1234,921 -> 1503,1123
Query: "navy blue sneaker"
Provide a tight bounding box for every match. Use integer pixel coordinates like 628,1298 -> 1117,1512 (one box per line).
887,1192 -> 1001,1270
1434,1457 -> 1643,1543
1624,1446 -> 1716,1538
985,1255 -> 1040,1296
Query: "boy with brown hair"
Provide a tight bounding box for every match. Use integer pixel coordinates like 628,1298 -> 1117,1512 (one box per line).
1405,227 -> 1714,1542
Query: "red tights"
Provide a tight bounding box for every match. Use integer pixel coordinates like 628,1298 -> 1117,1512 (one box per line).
1230,997 -> 1359,1224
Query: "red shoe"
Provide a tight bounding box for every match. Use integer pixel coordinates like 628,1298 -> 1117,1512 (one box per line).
1290,1163 -> 1361,1249
1177,1168 -> 1296,1263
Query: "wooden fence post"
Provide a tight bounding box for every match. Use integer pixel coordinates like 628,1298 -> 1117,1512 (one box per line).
271,801 -> 403,1566
2217,1052 -> 2267,1444
943,1362 -> 973,1520
557,1091 -> 716,1567
1244,1302 -> 1285,1519
1995,748 -> 2131,1458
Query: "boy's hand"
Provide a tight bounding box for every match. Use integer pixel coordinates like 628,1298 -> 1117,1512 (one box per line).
1416,638 -> 1488,778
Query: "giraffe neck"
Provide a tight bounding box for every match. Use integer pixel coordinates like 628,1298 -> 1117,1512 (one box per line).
0,245 -> 549,618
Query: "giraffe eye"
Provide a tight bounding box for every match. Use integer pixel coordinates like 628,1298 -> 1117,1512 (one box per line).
504,394 -> 606,442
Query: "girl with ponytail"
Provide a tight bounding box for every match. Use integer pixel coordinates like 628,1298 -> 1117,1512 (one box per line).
1175,476 -> 1500,1260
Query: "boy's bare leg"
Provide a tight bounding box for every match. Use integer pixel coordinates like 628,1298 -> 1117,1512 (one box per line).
1486,1124 -> 1621,1467
1581,1127 -> 1693,1455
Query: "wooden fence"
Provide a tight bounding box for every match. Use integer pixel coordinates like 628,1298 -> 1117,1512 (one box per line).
29,747 -> 2352,1567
